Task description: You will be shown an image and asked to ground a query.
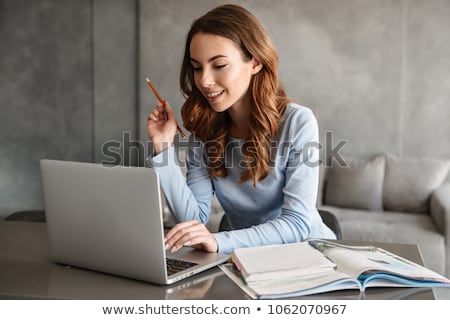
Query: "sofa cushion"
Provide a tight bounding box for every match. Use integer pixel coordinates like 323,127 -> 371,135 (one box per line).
324,155 -> 385,211
383,156 -> 450,213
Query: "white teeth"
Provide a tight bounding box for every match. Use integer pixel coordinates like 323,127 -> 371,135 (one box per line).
207,91 -> 223,98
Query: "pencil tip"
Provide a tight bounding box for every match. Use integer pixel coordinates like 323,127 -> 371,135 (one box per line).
145,76 -> 150,82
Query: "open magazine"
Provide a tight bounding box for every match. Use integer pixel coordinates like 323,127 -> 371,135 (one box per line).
220,240 -> 450,299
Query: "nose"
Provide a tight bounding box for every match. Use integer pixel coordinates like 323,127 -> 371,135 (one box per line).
198,69 -> 215,88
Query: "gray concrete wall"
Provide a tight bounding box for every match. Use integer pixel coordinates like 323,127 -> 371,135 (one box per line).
0,0 -> 137,219
93,0 -> 138,165
139,0 -> 450,162
0,0 -> 93,219
1,0 -> 449,219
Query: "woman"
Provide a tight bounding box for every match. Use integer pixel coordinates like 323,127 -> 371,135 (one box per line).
147,4 -> 335,254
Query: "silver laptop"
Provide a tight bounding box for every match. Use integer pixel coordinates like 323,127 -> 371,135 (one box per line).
40,159 -> 229,285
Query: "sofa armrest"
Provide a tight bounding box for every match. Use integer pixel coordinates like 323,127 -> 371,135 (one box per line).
316,164 -> 326,206
430,183 -> 450,235
430,183 -> 450,276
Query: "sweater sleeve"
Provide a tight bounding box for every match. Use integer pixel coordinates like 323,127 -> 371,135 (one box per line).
213,108 -> 333,253
147,137 -> 214,224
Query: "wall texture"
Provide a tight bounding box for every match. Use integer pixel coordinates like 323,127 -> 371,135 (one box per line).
0,0 -> 449,219
0,0 -> 93,219
93,0 -> 137,165
0,0 -> 137,219
139,0 -> 450,160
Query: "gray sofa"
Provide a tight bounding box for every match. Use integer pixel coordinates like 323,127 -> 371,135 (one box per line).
163,149 -> 450,277
317,154 -> 450,277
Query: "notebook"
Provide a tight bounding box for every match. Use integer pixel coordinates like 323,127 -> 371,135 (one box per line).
40,159 -> 229,285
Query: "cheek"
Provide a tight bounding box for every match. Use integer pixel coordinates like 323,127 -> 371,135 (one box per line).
193,73 -> 200,89
231,68 -> 253,92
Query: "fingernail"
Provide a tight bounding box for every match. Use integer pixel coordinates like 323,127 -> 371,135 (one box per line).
171,247 -> 177,253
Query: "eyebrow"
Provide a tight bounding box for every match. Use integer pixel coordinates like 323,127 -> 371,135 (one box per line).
190,55 -> 228,64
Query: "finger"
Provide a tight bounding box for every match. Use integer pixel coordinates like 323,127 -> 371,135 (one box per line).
165,221 -> 204,252
170,228 -> 210,252
156,101 -> 167,120
161,100 -> 174,120
156,101 -> 165,113
162,100 -> 173,113
165,220 -> 199,242
165,222 -> 204,251
184,234 -> 210,247
148,107 -> 169,122
147,110 -> 159,122
188,234 -> 218,253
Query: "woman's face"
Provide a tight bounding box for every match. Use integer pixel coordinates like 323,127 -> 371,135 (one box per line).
190,33 -> 261,114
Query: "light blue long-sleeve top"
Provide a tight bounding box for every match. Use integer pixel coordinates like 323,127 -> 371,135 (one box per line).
148,103 -> 336,254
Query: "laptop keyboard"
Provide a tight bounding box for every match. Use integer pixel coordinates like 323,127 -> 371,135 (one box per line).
166,258 -> 198,276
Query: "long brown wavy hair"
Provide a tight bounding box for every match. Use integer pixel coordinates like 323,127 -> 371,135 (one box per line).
180,4 -> 290,186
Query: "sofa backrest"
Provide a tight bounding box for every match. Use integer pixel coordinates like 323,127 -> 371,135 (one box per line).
319,154 -> 450,213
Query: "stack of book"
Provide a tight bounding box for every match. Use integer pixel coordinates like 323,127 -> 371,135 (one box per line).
219,239 -> 450,299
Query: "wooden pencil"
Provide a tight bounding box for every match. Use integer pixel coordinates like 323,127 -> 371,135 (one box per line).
145,76 -> 185,138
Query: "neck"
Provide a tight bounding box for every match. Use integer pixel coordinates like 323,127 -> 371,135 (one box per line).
228,108 -> 250,139
227,94 -> 251,139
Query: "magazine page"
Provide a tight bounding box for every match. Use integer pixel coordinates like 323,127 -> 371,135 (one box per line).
309,240 -> 450,284
308,240 -> 382,278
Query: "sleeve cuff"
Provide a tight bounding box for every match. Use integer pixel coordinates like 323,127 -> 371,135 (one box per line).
214,232 -> 234,254
147,145 -> 176,168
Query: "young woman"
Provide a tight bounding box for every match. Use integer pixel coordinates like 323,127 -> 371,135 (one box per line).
147,4 -> 335,254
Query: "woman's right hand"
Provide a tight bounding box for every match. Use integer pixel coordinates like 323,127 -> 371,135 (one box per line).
164,220 -> 219,253
147,100 -> 178,155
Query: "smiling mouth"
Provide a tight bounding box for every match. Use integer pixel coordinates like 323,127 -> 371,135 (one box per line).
206,90 -> 224,99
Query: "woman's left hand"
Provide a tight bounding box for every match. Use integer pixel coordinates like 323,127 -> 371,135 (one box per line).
165,220 -> 218,253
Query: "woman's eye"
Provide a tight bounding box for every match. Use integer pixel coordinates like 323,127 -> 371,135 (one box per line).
192,66 -> 202,72
215,64 -> 227,69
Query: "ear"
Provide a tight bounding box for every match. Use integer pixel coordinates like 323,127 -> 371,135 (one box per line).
250,58 -> 263,75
